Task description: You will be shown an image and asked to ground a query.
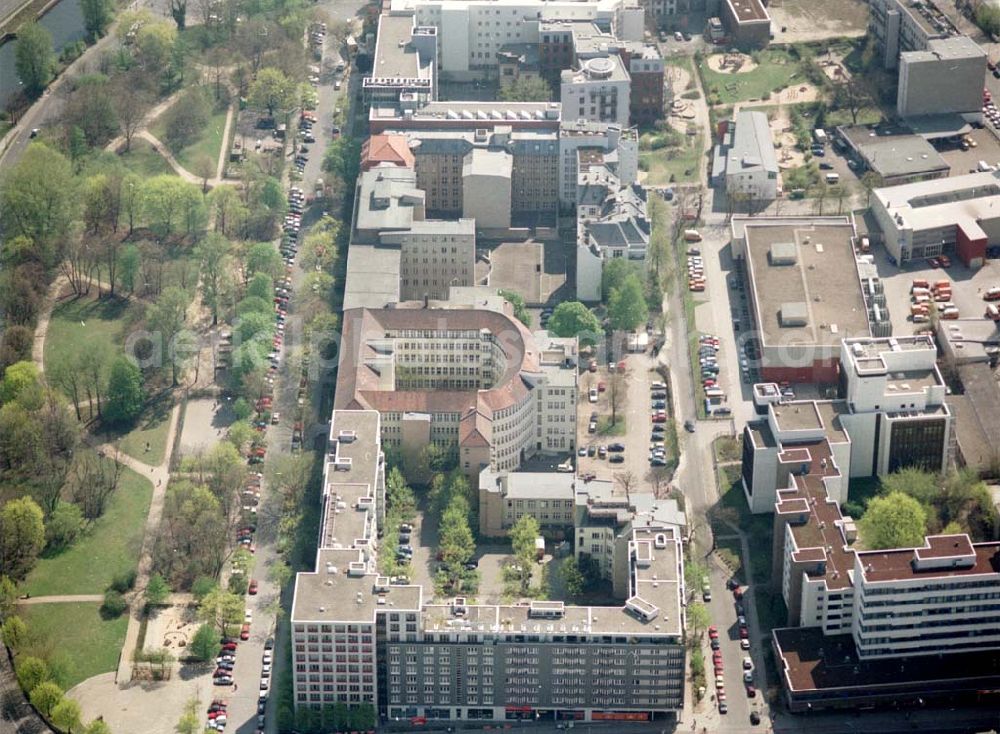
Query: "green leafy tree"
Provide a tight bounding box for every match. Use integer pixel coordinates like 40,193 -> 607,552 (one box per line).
248,67 -> 295,118
438,498 -> 475,567
29,680 -> 64,717
145,573 -> 171,606
498,289 -> 531,327
1,615 -> 28,651
510,514 -> 541,560
104,357 -> 145,426
0,575 -> 17,618
141,176 -> 206,241
146,286 -> 193,386
16,656 -> 49,692
45,502 -> 84,550
559,556 -> 585,597
547,301 -> 602,345
499,76 -> 552,102
321,137 -> 361,183
0,144 -> 76,266
189,623 -> 220,661
51,697 -> 83,733
0,360 -> 42,406
245,242 -> 284,280
608,273 -> 648,332
175,695 -> 200,734
0,496 -> 45,580
977,3 -> 1000,36
859,491 -> 927,550
15,23 -> 55,97
191,576 -> 217,600
198,588 -> 244,636
80,0 -> 114,37
687,601 -> 710,641
247,272 -> 273,302
601,258 -> 640,302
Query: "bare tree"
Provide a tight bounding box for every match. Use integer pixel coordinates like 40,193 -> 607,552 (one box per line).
607,370 -> 628,427
70,446 -> 124,519
60,235 -> 99,296
114,79 -> 150,152
615,470 -> 637,507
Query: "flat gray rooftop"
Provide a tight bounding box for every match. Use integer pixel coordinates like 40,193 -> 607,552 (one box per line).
373,14 -> 420,80
343,243 -> 401,311
840,125 -> 949,179
745,222 -> 871,349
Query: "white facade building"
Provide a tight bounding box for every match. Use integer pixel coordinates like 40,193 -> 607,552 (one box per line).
711,110 -> 778,201
560,55 -> 632,127
558,121 -> 638,208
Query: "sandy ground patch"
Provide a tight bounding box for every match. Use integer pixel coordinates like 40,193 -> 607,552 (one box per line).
769,112 -> 805,169
178,397 -> 235,456
666,65 -> 693,93
144,603 -> 200,655
706,52 -> 758,74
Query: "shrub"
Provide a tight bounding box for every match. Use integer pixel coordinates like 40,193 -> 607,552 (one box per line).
109,569 -> 137,593
680,90 -> 700,100
100,590 -> 128,618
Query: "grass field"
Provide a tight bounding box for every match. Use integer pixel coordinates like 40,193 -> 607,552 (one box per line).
152,104 -> 228,175
43,294 -> 127,378
20,602 -> 129,690
699,49 -> 802,106
596,415 -> 627,436
23,462 -> 153,597
118,138 -> 175,178
640,132 -> 704,184
103,393 -> 174,465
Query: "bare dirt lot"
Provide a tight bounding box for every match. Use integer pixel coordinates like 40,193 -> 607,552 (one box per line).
769,111 -> 806,169
768,0 -> 869,43
178,398 -> 234,455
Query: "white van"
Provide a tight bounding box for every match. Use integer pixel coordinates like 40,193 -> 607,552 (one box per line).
825,172 -> 840,184
978,160 -> 994,173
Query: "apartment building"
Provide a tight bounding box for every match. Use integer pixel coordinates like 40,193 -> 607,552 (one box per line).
389,126 -> 560,222
868,0 -> 958,69
334,290 -> 578,476
559,121 -> 639,208
871,170 -> 999,269
576,171 -> 650,302
381,219 -> 476,300
560,55 -> 631,126
623,43 -> 665,127
292,411 -> 688,721
742,335 -> 952,514
896,35 -> 986,120
370,101 -> 562,134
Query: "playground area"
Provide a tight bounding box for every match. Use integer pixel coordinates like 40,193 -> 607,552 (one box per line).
770,111 -> 806,169
706,52 -> 759,75
144,602 -> 200,657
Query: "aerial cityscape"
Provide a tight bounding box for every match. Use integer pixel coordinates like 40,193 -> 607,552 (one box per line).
1,0 -> 1000,732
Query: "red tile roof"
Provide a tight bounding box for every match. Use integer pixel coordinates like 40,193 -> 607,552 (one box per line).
361,134 -> 415,171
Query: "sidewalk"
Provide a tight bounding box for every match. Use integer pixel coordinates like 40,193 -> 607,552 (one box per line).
107,401 -> 182,686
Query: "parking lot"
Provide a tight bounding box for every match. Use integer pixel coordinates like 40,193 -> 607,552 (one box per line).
869,244 -> 1000,334
936,126 -> 1000,175
575,353 -> 675,490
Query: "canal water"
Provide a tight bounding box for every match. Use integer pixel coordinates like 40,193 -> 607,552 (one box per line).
0,0 -> 86,108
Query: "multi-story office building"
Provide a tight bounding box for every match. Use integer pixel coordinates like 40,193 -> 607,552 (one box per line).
388,126 -> 560,222
768,434 -> 1000,711
365,14 -> 437,110
334,289 -> 578,475
559,121 -> 638,208
731,216 -> 875,384
346,165 -> 477,305
399,0 -> 644,76
292,413 -> 688,723
478,469 -> 577,537
720,0 -> 771,50
868,0 -> 959,69
742,335 -> 952,514
896,35 -> 986,120
560,55 -> 631,126
871,170 -> 999,269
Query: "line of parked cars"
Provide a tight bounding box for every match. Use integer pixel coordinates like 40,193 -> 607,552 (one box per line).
648,380 -> 669,466
698,335 -> 731,416
688,247 -> 705,292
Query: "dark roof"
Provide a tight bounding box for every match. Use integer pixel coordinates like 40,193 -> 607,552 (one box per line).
774,626 -> 1000,693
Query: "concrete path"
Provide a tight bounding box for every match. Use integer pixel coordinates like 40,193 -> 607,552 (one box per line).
31,275 -> 69,373
215,102 -> 236,180
17,594 -> 105,605
104,400 -> 182,687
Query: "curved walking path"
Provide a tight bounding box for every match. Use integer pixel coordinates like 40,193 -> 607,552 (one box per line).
31,275 -> 70,373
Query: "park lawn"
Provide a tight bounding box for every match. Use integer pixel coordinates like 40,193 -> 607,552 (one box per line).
22,462 -> 153,597
105,393 -> 173,465
20,602 -> 128,690
43,294 -> 126,379
118,138 -> 175,177
640,132 -> 703,184
153,105 -> 229,175
699,48 -> 800,106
